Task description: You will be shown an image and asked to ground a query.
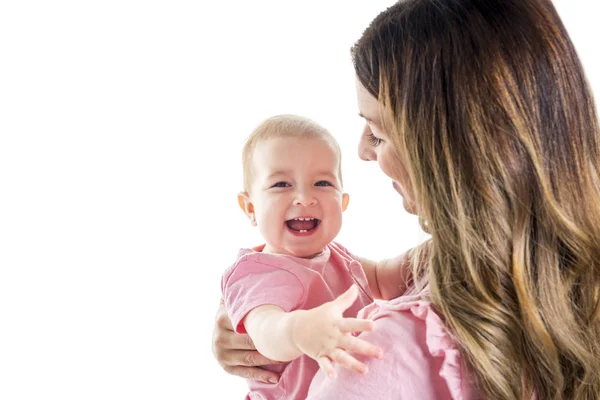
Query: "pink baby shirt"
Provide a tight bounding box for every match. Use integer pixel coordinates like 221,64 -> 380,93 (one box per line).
306,288 -> 478,400
221,242 -> 374,400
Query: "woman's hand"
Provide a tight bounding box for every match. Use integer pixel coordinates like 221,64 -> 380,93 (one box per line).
212,298 -> 281,384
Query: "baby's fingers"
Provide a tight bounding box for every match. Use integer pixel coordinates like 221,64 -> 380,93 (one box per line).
338,318 -> 374,334
329,348 -> 368,375
340,335 -> 383,359
317,356 -> 336,379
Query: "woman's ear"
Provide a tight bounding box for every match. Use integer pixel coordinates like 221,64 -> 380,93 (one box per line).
342,193 -> 350,212
237,192 -> 257,226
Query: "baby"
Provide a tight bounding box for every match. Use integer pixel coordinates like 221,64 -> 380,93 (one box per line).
221,115 -> 413,399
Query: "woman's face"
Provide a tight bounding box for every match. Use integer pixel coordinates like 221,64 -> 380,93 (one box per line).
355,77 -> 417,215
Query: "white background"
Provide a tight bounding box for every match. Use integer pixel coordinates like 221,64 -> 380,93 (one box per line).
0,1 -> 598,399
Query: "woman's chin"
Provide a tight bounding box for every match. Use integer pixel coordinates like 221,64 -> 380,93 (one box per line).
402,197 -> 418,215
393,181 -> 418,215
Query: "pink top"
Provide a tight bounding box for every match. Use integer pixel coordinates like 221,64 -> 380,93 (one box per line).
221,242 -> 374,400
306,289 -> 478,400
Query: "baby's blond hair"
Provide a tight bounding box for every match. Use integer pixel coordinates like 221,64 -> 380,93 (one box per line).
242,114 -> 343,193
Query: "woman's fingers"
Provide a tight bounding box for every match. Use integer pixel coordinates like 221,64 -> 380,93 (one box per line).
224,350 -> 281,367
216,350 -> 282,384
339,335 -> 383,359
212,298 -> 282,384
213,300 -> 256,350
222,365 -> 280,385
216,330 -> 258,351
338,317 -> 374,334
328,348 -> 369,375
215,299 -> 234,330
213,323 -> 258,363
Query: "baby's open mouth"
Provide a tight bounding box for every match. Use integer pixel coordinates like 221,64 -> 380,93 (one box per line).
285,217 -> 320,233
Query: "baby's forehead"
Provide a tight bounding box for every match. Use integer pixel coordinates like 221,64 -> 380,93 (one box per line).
255,136 -> 339,161
252,136 -> 341,175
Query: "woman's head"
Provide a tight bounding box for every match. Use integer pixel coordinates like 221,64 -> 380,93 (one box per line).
352,0 -> 600,398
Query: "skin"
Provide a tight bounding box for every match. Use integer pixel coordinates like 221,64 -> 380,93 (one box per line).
237,136 -> 382,378
355,77 -> 417,215
212,297 -> 282,384
212,81 -> 418,383
243,285 -> 382,379
238,136 -> 349,258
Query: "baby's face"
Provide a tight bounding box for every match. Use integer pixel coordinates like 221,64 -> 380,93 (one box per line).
247,136 -> 348,258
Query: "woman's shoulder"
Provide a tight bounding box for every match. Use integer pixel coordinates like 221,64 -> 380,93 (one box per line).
307,288 -> 477,400
364,289 -> 475,399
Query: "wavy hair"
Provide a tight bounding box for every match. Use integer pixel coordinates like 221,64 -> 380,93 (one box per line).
352,0 -> 600,398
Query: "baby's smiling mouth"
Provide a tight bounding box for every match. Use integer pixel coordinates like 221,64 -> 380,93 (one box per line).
285,217 -> 321,233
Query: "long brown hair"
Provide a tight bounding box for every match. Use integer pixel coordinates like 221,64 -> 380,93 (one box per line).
352,0 -> 600,398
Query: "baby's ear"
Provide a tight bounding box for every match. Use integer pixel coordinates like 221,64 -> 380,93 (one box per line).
342,193 -> 350,212
237,192 -> 257,226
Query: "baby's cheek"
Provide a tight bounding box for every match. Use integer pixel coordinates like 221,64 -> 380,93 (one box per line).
330,209 -> 345,236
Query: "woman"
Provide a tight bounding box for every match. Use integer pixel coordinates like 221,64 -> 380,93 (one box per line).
214,0 -> 600,398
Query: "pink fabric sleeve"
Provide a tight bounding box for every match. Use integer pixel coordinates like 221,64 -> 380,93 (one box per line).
306,300 -> 472,400
221,258 -> 306,334
329,241 -> 361,263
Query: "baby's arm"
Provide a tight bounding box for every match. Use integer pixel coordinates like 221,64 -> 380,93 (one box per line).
243,285 -> 383,378
359,246 -> 424,300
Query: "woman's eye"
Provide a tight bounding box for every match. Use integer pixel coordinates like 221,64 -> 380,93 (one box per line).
367,132 -> 384,147
272,182 -> 290,188
315,181 -> 332,187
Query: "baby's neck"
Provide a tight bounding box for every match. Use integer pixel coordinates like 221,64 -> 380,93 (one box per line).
262,244 -> 324,259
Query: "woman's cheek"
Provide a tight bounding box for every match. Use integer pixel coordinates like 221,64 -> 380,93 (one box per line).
377,148 -> 397,181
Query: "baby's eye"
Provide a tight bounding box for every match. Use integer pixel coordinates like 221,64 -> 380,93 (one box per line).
271,182 -> 290,188
315,181 -> 333,187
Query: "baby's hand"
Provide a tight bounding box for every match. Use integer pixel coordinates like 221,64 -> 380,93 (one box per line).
291,285 -> 383,378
